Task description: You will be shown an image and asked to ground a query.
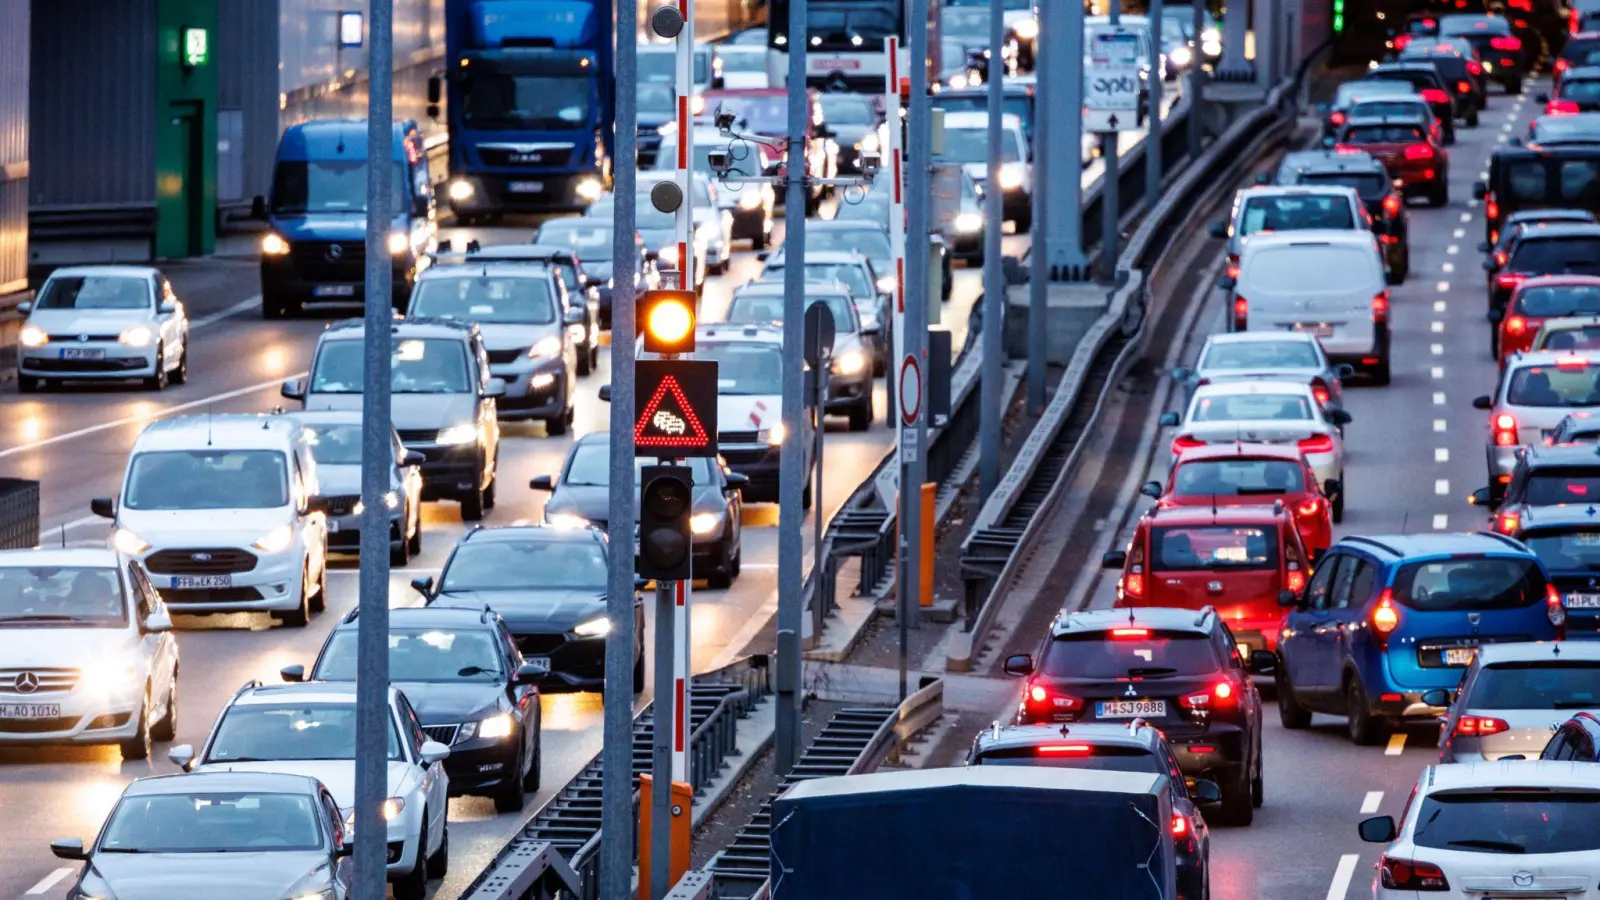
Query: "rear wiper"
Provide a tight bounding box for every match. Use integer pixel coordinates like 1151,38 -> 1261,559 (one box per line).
1126,666 -> 1179,678
1553,699 -> 1600,709
1445,838 -> 1525,854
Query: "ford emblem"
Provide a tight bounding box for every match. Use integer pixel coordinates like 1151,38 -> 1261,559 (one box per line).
191,552 -> 212,562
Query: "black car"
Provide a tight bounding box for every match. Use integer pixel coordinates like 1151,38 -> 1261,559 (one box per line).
531,434 -> 747,589
529,223 -> 653,339
1274,149 -> 1410,278
1475,144 -> 1600,244
1439,13 -> 1527,92
969,722 -> 1217,896
1543,711 -> 1600,760
289,605 -> 548,812
417,524 -> 646,691
1559,31 -> 1600,79
1366,61 -> 1459,143
1479,208 -> 1599,286
1001,607 -> 1271,826
1540,66 -> 1600,114
1512,504 -> 1600,638
817,92 -> 882,174
1485,222 -> 1600,318
1398,38 -> 1487,118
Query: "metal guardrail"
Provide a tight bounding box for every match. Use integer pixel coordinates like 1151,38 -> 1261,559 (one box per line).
461,840 -> 581,900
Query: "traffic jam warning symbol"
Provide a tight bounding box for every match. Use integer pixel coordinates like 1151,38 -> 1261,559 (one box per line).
634,360 -> 719,457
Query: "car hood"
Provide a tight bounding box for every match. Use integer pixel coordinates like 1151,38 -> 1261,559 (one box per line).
193,760 -> 413,810
271,213 -> 408,241
477,322 -> 561,353
315,464 -> 401,498
25,309 -> 151,334
89,851 -> 332,900
388,680 -> 505,724
0,626 -> 137,668
306,393 -> 478,431
433,588 -> 606,631
547,483 -> 723,525
719,394 -> 785,432
962,162 -> 988,184
117,507 -> 293,545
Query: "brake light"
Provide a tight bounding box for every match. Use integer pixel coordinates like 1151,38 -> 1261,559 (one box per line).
1494,413 -> 1518,447
1233,296 -> 1249,329
1226,253 -> 1240,279
1558,57 -> 1571,73
1493,250 -> 1508,267
1286,565 -> 1306,593
1171,813 -> 1190,837
1393,34 -> 1412,51
1371,589 -> 1400,645
1496,272 -> 1525,289
1214,681 -> 1234,700
1183,680 -> 1239,711
1311,377 -> 1332,407
1549,583 -> 1568,629
1405,143 -> 1435,161
1298,434 -> 1335,454
1029,684 -> 1047,702
1038,744 -> 1092,755
1420,87 -> 1450,104
1111,627 -> 1150,638
1372,292 -> 1389,324
1558,354 -> 1591,368
1505,315 -> 1527,336
1330,110 -> 1347,126
1382,193 -> 1401,217
1124,542 -> 1145,599
1171,435 -> 1207,454
1487,193 -> 1499,220
1454,716 -> 1510,737
1456,80 -> 1472,94
1490,35 -> 1522,51
1026,683 -> 1084,713
1467,60 -> 1482,75
1497,510 -> 1519,533
1295,497 -> 1323,518
1548,99 -> 1581,115
1379,856 -> 1449,891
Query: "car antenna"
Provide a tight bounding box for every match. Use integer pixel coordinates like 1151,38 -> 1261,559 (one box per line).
1400,511 -> 1410,534
206,403 -> 214,447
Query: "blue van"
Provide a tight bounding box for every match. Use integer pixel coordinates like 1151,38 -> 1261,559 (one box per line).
1275,532 -> 1563,745
254,119 -> 436,319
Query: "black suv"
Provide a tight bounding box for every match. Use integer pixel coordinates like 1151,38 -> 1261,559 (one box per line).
1479,209 -> 1598,288
1274,149 -> 1410,279
1366,61 -> 1459,143
968,722 -> 1217,897
1002,607 -> 1271,825
288,605 -> 548,812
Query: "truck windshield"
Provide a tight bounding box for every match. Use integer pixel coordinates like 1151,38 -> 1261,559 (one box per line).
270,161 -> 406,215
807,2 -> 902,45
460,70 -> 592,131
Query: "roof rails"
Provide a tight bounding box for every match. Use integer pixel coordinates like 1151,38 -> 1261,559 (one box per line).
1194,606 -> 1216,628
1340,535 -> 1401,556
228,679 -> 264,703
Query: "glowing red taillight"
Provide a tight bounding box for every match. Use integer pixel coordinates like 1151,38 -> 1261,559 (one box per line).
1183,680 -> 1238,711
1558,57 -> 1571,73
1467,60 -> 1482,75
1171,435 -> 1206,454
1329,110 -> 1347,126
1405,143 -> 1435,161
1171,813 -> 1190,837
1496,272 -> 1526,290
1382,194 -> 1401,217
1493,412 -> 1518,447
1548,99 -> 1581,115
1372,292 -> 1389,324
1371,589 -> 1400,646
1233,296 -> 1248,330
1393,34 -> 1412,51
1286,565 -> 1306,593
1025,683 -> 1083,714
1299,434 -> 1335,454
1490,35 -> 1521,50
1226,253 -> 1240,279
1487,194 -> 1499,220
1111,627 -> 1151,638
1420,87 -> 1450,104
1454,715 -> 1510,736
1505,315 -> 1527,337
1497,510 -> 1519,533
1295,497 -> 1322,518
1311,377 -> 1332,407
1124,543 -> 1146,599
1549,583 -> 1568,630
1038,743 -> 1092,755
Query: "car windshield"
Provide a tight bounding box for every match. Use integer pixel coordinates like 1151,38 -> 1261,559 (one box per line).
697,342 -> 784,395
1439,15 -> 1510,36
0,567 -> 125,627
937,127 -> 1023,163
1506,363 -> 1600,407
1201,340 -> 1321,370
125,450 -> 288,511
1525,529 -> 1600,569
801,263 -> 872,298
1541,325 -> 1600,351
99,792 -> 323,854
1040,632 -> 1221,678
933,94 -> 1033,128
1468,662 -> 1600,710
1299,171 -> 1389,202
1244,246 -> 1374,289
974,745 -> 1161,773
410,275 -> 557,325
1348,101 -> 1429,120
1511,238 -> 1600,275
1239,195 -> 1355,235
1517,285 -> 1600,316
726,294 -> 855,333
805,227 -> 892,262
1151,525 -> 1278,571
639,49 -> 710,85
440,539 -> 607,591
1393,557 -> 1545,611
562,446 -> 715,487
206,703 -> 401,763
459,71 -> 591,131
303,423 -> 370,466
270,161 -> 406,215
818,95 -> 876,124
711,95 -> 788,133
942,7 -> 991,40
36,275 -> 149,311
310,338 -> 472,394
1526,469 -> 1600,504
536,221 -> 616,258
1343,124 -> 1426,144
1412,791 -> 1600,854
1173,460 -> 1306,496
1191,393 -> 1313,422
316,628 -> 504,682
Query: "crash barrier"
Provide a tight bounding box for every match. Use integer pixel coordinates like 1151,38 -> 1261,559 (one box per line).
0,479 -> 39,549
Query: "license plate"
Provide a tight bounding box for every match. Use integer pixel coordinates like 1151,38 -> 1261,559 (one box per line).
313,285 -> 356,297
0,704 -> 60,719
813,59 -> 863,71
1568,593 -> 1600,608
509,181 -> 544,193
1096,700 -> 1168,718
173,574 -> 231,589
1291,323 -> 1335,338
59,348 -> 105,360
1445,647 -> 1477,665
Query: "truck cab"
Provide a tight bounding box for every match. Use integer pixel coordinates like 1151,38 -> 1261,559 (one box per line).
255,119 -> 435,319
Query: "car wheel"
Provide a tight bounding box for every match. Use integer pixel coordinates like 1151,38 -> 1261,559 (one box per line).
119,688 -> 152,761
279,567 -> 312,627
1216,772 -> 1253,826
484,473 -> 498,511
171,342 -> 189,385
152,672 -> 178,742
143,344 -> 168,391
393,853 -> 428,900
633,651 -> 646,693
522,731 -> 542,792
1369,356 -> 1391,387
1276,667 -> 1312,729
391,526 -> 412,566
1345,678 -> 1390,746
1251,754 -> 1264,808
547,403 -> 573,437
493,744 -> 527,813
1393,244 -> 1410,281
426,816 -> 449,878
461,486 -> 486,521
1466,108 -> 1480,127
730,540 -> 742,577
308,560 -> 327,614
847,400 -> 872,431
1490,325 -> 1501,360
1332,479 -> 1345,524
17,375 -> 39,393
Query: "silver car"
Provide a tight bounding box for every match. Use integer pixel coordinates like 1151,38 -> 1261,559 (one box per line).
286,410 -> 425,565
1474,350 -> 1600,503
1175,332 -> 1354,418
51,770 -> 351,900
725,282 -> 876,430
1434,642 -> 1600,763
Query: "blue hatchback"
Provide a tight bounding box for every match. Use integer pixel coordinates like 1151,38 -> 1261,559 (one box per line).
1275,532 -> 1563,745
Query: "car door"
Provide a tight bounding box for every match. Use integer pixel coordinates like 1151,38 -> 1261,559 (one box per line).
150,274 -> 181,358
396,694 -> 446,851
1287,554 -> 1342,695
471,335 -> 501,481
320,788 -> 354,893
126,564 -> 174,706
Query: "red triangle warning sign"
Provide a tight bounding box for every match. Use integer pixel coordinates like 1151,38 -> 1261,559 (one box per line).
633,361 -> 718,456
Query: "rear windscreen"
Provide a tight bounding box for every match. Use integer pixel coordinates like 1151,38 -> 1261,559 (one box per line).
1413,792 -> 1600,854
1201,339 -> 1321,370
1300,172 -> 1389,201
1173,459 -> 1306,496
1515,284 -> 1600,316
1540,325 -> 1600,351
1562,37 -> 1600,64
1393,556 -> 1546,611
1239,196 -> 1355,235
1525,469 -> 1600,505
1370,71 -> 1438,91
1501,158 -> 1600,206
1150,525 -> 1279,571
1040,631 -> 1220,679
1192,392 -> 1313,422
1507,363 -> 1600,407
1244,245 -> 1376,289
1562,80 -> 1600,104
1510,238 -> 1600,274
1343,125 -> 1426,144
1348,101 -> 1429,120
1524,528 -> 1600,568
973,745 -> 1161,773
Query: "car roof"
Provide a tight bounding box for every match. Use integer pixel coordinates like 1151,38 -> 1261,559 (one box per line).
942,111 -> 1023,130
697,323 -> 785,344
280,409 -> 373,428
0,547 -> 123,569
1337,532 -> 1530,559
123,770 -> 326,797
335,605 -> 498,632
324,317 -> 475,340
1238,185 -> 1358,200
1520,502 -> 1600,532
1514,274 -> 1600,291
1522,442 -> 1600,468
973,723 -> 1158,753
462,523 -> 604,545
1051,607 -> 1215,636
1507,349 -> 1600,368
1192,378 -> 1315,397
136,414 -> 304,451
233,681 -> 392,705
1174,442 -> 1306,463
1144,503 -> 1291,526
1422,760 -> 1600,792
1239,229 -> 1377,251
1203,330 -> 1323,347
419,262 -> 554,281
1281,149 -> 1386,173
44,265 -> 160,280
1507,209 -> 1598,225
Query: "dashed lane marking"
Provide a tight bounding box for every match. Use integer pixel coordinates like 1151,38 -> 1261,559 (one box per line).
25,868 -> 73,895
1435,479 -> 1450,496
1452,228 -> 1465,238
1435,448 -> 1449,462
1433,513 -> 1448,529
1361,791 -> 1383,814
1434,300 -> 1447,313
1460,212 -> 1472,223
1437,281 -> 1450,292
1387,732 -> 1408,755
1431,321 -> 1444,333
1431,366 -> 1444,379
1433,391 -> 1446,404
1442,262 -> 1455,273
1434,419 -> 1447,431
1326,854 -> 1360,900
1431,344 -> 1444,355
1446,245 -> 1459,255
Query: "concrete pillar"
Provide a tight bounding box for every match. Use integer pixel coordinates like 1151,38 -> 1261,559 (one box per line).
1251,0 -> 1274,87
1218,0 -> 1252,81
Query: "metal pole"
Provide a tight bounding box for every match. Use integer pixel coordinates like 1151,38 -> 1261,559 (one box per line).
978,0 -> 1004,499
811,359 -> 826,637
1100,2 -> 1120,283
1047,0 -> 1089,281
1146,0 -> 1164,196
903,0 -> 931,702
1189,0 -> 1206,160
774,0 -> 807,778
600,0 -> 640,893
670,0 -> 696,791
354,1 -> 394,896
651,581 -> 676,900
885,39 -> 905,436
1026,1 -> 1048,413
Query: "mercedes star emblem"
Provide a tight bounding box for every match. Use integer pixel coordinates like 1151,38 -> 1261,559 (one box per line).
326,244 -> 344,261
14,671 -> 39,694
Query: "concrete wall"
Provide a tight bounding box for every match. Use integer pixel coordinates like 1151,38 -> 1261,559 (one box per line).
218,0 -> 282,212
0,0 -> 27,298
278,0 -> 446,138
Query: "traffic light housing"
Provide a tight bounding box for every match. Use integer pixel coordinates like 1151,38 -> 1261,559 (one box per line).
639,465 -> 694,580
640,290 -> 697,355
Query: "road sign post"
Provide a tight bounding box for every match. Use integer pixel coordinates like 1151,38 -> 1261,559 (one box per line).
804,301 -> 834,642
1088,26 -> 1138,281
1027,2 -> 1048,411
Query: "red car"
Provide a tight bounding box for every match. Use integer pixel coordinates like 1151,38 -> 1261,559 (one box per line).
1336,116 -> 1450,206
1494,275 -> 1600,364
1143,443 -> 1335,556
1103,504 -> 1312,655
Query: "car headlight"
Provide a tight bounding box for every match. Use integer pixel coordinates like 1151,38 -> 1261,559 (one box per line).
998,164 -> 1025,190
685,512 -> 718,536
19,325 -> 47,348
576,177 -> 603,201
530,372 -> 557,389
1202,38 -> 1222,56
659,245 -> 679,266
383,490 -> 400,510
436,423 -> 478,446
112,528 -> 150,555
1170,45 -> 1193,67
118,326 -> 154,348
547,513 -> 590,529
949,73 -> 970,89
262,233 -> 291,256
78,657 -> 137,695
573,615 -> 612,637
760,422 -> 787,446
858,132 -> 880,154
388,232 -> 410,255
876,274 -> 897,292
1482,60 -> 1495,73
955,212 -> 983,234
475,713 -> 515,740
739,190 -> 763,210
832,350 -> 866,376
447,179 -> 475,202
381,797 -> 405,821
859,311 -> 879,330
529,335 -> 563,360
1013,17 -> 1039,39
252,524 -> 296,554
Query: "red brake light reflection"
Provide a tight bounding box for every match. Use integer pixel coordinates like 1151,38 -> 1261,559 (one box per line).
1405,144 -> 1435,160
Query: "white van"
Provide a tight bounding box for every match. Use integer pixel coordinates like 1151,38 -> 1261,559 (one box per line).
1226,230 -> 1392,385
90,414 -> 330,627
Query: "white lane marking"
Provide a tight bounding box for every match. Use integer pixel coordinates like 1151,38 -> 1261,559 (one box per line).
1497,135 -> 1509,143
1452,228 -> 1465,238
189,295 -> 263,329
1326,854 -> 1360,900
1431,343 -> 1444,355
43,514 -> 104,539
1442,262 -> 1455,273
1460,212 -> 1472,223
1502,122 -> 1514,132
737,562 -> 781,569
1476,173 -> 1487,182
1435,478 -> 1449,495
1361,791 -> 1384,814
1437,281 -> 1450,292
1446,245 -> 1459,255
1433,392 -> 1446,404
25,868 -> 74,895
0,373 -> 309,461
1431,321 -> 1444,333
1434,300 -> 1447,313
1434,419 -> 1447,432
1433,513 -> 1449,529
1387,732 -> 1408,755
1431,366 -> 1444,379
1436,448 -> 1450,462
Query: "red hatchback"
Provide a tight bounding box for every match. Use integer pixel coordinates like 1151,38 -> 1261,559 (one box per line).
1104,504 -> 1312,654
1495,275 -> 1600,364
1143,443 -> 1335,556
1337,116 -> 1450,206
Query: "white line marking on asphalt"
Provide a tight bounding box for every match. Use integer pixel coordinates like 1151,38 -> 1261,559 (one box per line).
1432,321 -> 1445,333
1435,479 -> 1450,496
1431,343 -> 1444,355
1434,419 -> 1447,432
189,295 -> 262,329
1460,212 -> 1472,223
1502,123 -> 1514,132
1434,391 -> 1446,404
1437,281 -> 1450,292
1453,228 -> 1465,238
1431,366 -> 1444,379
1433,513 -> 1449,529
1326,854 -> 1360,900
1442,262 -> 1455,273
0,373 -> 309,461
43,514 -> 104,539
25,868 -> 73,895
1476,173 -> 1487,182
1436,448 -> 1450,462
1361,791 -> 1384,814
1434,300 -> 1447,312
1387,733 -> 1408,755
1447,244 -> 1459,255
1498,135 -> 1509,143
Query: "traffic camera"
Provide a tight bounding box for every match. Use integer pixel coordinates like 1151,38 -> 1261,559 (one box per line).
639,465 -> 693,580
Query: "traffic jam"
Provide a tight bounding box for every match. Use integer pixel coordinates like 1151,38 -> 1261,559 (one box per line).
6,0 -> 1600,898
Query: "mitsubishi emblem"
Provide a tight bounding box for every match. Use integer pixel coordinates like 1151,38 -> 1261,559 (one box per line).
1512,872 -> 1534,887
14,672 -> 38,694
1124,684 -> 1138,697
326,244 -> 344,261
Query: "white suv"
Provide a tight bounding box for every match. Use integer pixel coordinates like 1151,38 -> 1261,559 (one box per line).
90,413 -> 330,627
170,681 -> 451,900
0,548 -> 178,760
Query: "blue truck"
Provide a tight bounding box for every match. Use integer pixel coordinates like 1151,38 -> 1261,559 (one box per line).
432,0 -> 615,221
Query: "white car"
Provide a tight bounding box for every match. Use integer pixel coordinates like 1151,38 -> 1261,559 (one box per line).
1159,379 -> 1351,520
936,111 -> 1033,231
1174,331 -> 1354,418
636,170 -> 735,274
171,681 -> 450,900
1358,761 -> 1600,898
1474,351 -> 1600,503
91,413 -> 330,627
0,548 -> 178,760
713,45 -> 770,89
16,265 -> 189,392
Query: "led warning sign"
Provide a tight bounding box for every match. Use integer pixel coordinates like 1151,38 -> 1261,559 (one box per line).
634,360 -> 719,457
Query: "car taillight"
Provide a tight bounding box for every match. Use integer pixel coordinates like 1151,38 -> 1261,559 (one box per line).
1037,743 -> 1093,756
1295,497 -> 1323,518
1372,292 -> 1389,324
1330,110 -> 1347,126
1405,143 -> 1435,161
1171,812 -> 1190,837
1124,543 -> 1145,599
1490,35 -> 1521,50
1286,562 -> 1306,593
1456,80 -> 1472,93
1233,296 -> 1248,330
1454,715 -> 1510,737
1371,589 -> 1400,647
1311,377 -> 1332,407
1496,510 -> 1519,533
1298,434 -> 1335,454
1226,253 -> 1240,279
1467,60 -> 1482,75
1487,193 -> 1499,220
1496,272 -> 1525,290
1505,314 -> 1527,336
1394,34 -> 1412,50
1493,250 -> 1508,267
1382,193 -> 1401,217
1420,87 -> 1449,104
1379,856 -> 1449,891
1558,57 -> 1571,73
1111,627 -> 1151,638
1026,682 -> 1082,713
1494,413 -> 1518,447
1182,680 -> 1238,711
1171,435 -> 1206,454
1549,583 -> 1568,629
1549,99 -> 1581,115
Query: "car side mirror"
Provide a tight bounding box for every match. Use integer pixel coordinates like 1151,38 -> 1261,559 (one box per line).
1482,258 -> 1496,272
529,475 -> 554,491
563,306 -> 584,326
251,195 -> 267,220
402,450 -> 425,467
1324,478 -> 1342,497
1335,363 -> 1355,379
168,744 -> 196,770
281,379 -> 306,401
90,497 -> 115,519
725,472 -> 751,492
1421,688 -> 1451,707
1191,780 -> 1223,804
280,664 -> 306,683
420,740 -> 451,765
1468,487 -> 1493,507
1215,274 -> 1235,291
142,611 -> 172,633
1002,654 -> 1034,676
1102,550 -> 1128,569
1279,588 -> 1299,608
158,301 -> 177,315
15,300 -> 29,314
1208,221 -> 1228,239
1358,815 -> 1397,844
410,575 -> 435,596
1249,649 -> 1277,674
1330,410 -> 1353,426
1253,172 -> 1270,185
484,378 -> 507,398
1472,395 -> 1493,410
1509,137 -> 1523,147
1158,412 -> 1180,427
1477,240 -> 1491,253
598,384 -> 613,402
1172,366 -> 1193,381
49,838 -> 87,861
516,658 -> 550,685
1139,481 -> 1162,498
1472,181 -> 1487,200
1537,93 -> 1550,104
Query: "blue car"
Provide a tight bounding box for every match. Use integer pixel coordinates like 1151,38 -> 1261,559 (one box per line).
1275,532 -> 1563,745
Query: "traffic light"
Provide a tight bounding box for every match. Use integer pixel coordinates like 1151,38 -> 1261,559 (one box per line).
1333,0 -> 1345,32
640,290 -> 697,355
639,465 -> 694,580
